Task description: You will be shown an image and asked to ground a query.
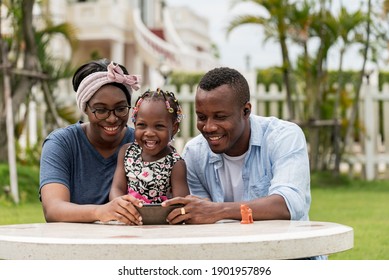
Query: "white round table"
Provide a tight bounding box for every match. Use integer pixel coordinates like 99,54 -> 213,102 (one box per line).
0,220 -> 353,259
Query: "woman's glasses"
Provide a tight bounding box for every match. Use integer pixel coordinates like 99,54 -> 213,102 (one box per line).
87,103 -> 131,120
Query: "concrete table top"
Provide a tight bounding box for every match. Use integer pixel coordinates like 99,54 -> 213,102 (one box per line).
0,220 -> 353,260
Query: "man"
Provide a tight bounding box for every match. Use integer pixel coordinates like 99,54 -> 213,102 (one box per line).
164,67 -> 311,225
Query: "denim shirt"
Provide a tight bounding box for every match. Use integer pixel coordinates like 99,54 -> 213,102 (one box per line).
182,115 -> 312,221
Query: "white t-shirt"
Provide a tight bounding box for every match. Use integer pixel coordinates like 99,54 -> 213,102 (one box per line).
219,152 -> 247,202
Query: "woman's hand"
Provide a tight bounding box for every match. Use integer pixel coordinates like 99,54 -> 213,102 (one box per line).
95,194 -> 144,225
163,195 -> 221,224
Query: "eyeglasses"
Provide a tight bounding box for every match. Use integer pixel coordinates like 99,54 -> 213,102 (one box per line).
87,103 -> 131,120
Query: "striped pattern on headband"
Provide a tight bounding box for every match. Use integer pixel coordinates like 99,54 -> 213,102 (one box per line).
76,61 -> 142,112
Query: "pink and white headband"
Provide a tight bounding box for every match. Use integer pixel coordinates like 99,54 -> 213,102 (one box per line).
76,61 -> 142,112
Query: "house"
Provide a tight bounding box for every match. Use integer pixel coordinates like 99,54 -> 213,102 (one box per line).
15,0 -> 219,150
48,0 -> 219,87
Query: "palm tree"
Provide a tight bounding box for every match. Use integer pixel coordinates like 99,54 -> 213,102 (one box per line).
226,0 -> 375,173
227,0 -> 296,119
227,0 -> 339,170
343,0 -> 373,166
1,0 -> 78,202
287,0 -> 316,121
0,0 -> 78,163
331,5 -> 366,174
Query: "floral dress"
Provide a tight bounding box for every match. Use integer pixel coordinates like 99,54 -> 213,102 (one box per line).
124,142 -> 183,204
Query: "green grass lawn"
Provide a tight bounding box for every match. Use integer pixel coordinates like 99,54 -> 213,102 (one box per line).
0,163 -> 45,224
310,172 -> 389,260
0,164 -> 388,260
0,202 -> 45,225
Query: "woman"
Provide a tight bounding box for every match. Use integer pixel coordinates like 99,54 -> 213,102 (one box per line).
39,58 -> 144,225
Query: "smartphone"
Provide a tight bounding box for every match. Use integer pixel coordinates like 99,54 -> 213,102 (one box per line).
135,203 -> 184,225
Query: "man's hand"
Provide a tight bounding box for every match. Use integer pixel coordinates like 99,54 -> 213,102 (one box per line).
163,195 -> 222,224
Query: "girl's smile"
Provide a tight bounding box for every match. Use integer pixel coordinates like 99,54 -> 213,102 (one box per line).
134,99 -> 178,162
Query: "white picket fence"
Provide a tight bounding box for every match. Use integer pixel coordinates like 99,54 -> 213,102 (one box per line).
157,80 -> 389,181
356,82 -> 389,180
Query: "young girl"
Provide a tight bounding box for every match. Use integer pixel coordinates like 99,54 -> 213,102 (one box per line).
110,88 -> 189,205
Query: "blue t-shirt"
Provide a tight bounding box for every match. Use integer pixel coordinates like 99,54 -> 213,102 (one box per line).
39,122 -> 135,205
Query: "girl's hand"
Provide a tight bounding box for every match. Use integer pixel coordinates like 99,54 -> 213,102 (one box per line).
96,194 -> 144,225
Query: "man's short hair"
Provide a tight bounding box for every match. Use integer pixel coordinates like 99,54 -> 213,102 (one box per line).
198,67 -> 250,106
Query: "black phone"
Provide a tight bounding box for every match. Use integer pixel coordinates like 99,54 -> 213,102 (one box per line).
135,203 -> 184,225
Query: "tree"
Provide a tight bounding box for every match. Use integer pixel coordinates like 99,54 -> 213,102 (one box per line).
227,0 -> 296,119
289,1 -> 338,171
227,0 -> 383,173
1,18 -> 19,203
331,6 -> 366,174
0,0 -> 77,202
0,0 -> 77,163
343,0 -> 373,162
